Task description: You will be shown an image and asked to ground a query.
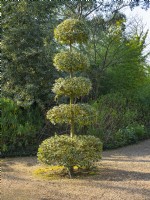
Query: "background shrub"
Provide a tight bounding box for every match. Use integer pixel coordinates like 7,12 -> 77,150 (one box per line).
1,98 -> 44,156
86,93 -> 149,149
112,124 -> 146,148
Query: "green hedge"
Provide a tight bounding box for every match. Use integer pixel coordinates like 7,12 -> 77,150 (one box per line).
86,93 -> 150,149
1,98 -> 43,156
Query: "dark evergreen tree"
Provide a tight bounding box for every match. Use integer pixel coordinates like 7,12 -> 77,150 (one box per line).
1,1 -> 60,108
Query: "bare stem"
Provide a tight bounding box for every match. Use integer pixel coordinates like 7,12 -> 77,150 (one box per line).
69,41 -> 75,138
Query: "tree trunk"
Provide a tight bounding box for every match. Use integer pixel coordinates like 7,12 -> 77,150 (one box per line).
70,95 -> 75,138
68,166 -> 74,178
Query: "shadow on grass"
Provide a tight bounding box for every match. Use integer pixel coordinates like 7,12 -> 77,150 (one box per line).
2,173 -> 27,181
1,162 -> 15,172
103,139 -> 150,158
74,179 -> 150,199
91,168 -> 150,181
102,158 -> 150,163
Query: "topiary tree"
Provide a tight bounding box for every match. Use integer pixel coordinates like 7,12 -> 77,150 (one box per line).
38,18 -> 102,177
49,18 -> 94,137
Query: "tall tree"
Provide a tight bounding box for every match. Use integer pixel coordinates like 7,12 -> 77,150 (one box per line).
60,0 -> 149,20
81,13 -> 149,99
1,1 -> 60,108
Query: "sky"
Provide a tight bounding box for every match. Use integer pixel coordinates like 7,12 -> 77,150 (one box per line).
121,6 -> 150,63
122,6 -> 150,35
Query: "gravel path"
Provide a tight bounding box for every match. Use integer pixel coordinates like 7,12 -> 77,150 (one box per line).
1,140 -> 150,200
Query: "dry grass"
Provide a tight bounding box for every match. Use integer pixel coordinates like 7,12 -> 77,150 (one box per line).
1,139 -> 150,200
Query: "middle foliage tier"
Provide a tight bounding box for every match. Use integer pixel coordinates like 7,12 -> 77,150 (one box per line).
47,103 -> 96,126
53,51 -> 90,72
52,77 -> 92,98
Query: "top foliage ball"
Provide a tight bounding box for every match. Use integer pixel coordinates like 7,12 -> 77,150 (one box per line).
54,19 -> 89,44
